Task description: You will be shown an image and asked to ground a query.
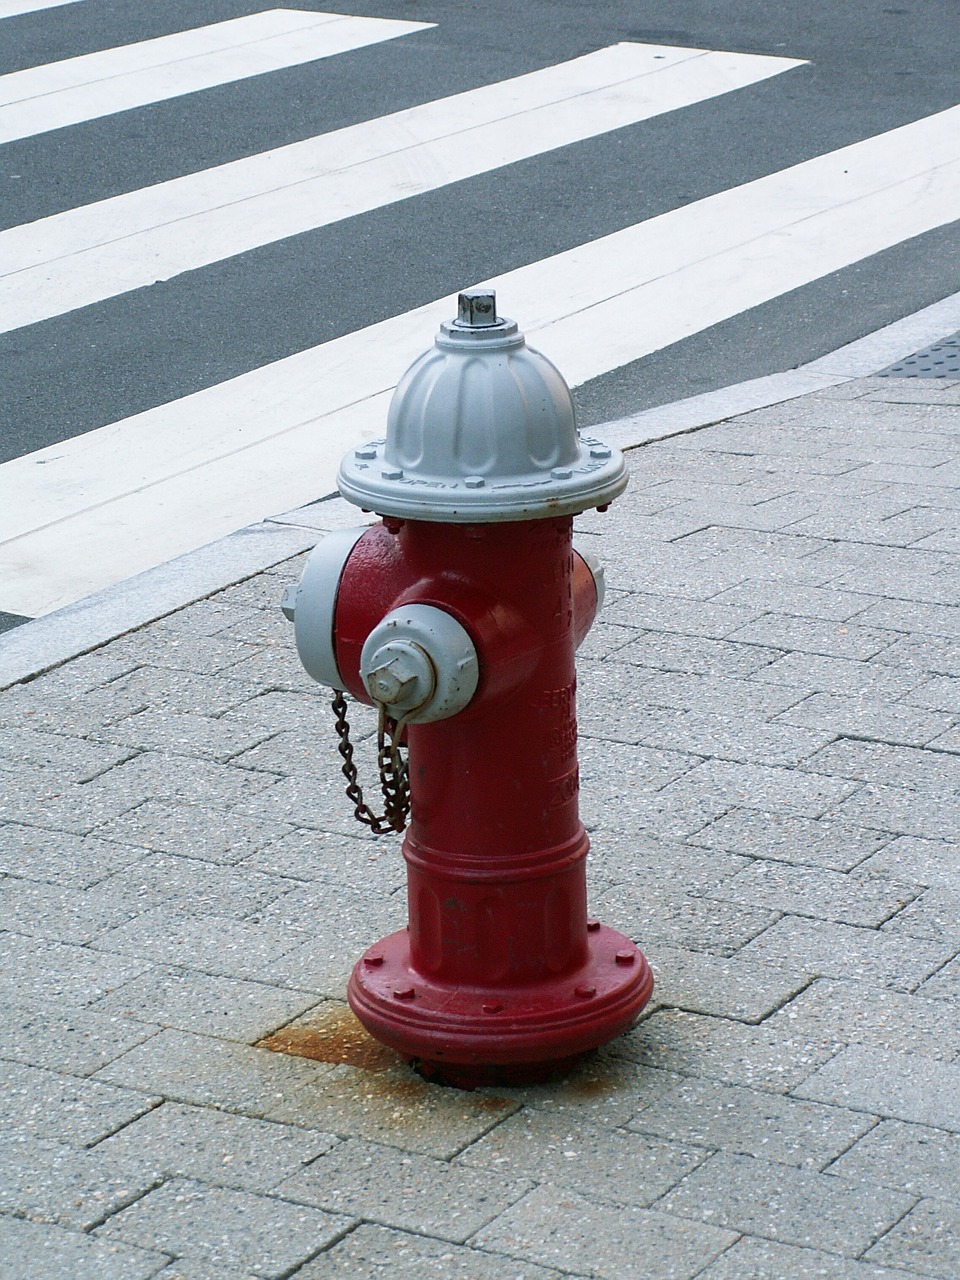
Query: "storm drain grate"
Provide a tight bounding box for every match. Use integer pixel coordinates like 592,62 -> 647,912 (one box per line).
876,332 -> 960,378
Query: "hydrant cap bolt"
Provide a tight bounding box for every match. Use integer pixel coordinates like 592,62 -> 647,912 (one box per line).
336,289 -> 627,523
365,641 -> 435,714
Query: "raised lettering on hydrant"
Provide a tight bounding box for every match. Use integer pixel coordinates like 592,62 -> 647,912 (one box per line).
282,289 -> 653,1087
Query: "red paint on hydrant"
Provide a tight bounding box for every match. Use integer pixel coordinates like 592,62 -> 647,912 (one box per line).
332,515 -> 654,1087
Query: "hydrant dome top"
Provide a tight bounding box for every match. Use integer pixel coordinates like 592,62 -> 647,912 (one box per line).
336,290 -> 628,522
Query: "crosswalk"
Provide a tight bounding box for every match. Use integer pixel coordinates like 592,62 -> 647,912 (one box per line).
2,7 -> 960,622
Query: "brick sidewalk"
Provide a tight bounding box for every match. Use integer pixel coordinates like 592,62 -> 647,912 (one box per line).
1,375 -> 958,1279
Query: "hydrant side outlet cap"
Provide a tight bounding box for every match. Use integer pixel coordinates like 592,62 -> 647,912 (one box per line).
337,294 -> 627,522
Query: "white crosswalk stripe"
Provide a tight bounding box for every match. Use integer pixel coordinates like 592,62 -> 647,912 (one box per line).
0,9 -> 431,142
0,42 -> 801,330
2,11 -> 958,621
0,0 -> 83,15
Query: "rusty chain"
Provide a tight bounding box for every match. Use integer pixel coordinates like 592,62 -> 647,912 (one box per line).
331,688 -> 410,833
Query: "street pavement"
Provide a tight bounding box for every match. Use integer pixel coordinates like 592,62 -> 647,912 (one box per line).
1,346 -> 959,1276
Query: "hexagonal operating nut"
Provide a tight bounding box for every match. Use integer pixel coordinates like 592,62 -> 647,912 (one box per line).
363,640 -> 435,716
280,582 -> 297,622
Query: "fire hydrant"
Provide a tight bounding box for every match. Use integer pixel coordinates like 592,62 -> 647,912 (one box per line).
283,289 -> 653,1086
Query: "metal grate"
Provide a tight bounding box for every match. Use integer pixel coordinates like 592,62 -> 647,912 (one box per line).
876,332 -> 960,378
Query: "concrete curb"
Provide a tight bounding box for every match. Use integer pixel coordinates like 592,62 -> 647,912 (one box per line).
3,288 -> 960,690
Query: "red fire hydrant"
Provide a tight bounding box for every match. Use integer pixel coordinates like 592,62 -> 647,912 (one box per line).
284,290 -> 653,1086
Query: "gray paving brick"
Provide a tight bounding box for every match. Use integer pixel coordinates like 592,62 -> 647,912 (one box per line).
96,1177 -> 352,1279
827,1119 -> 960,1195
595,881 -> 777,956
258,884 -> 405,997
91,966 -> 317,1042
92,752 -> 280,811
899,676 -> 960,712
101,622 -> 255,676
855,834 -> 957,885
882,887 -> 960,940
178,597 -> 281,638
615,1009 -> 840,1092
0,683 -> 146,739
456,1107 -> 706,1206
672,526 -> 832,559
0,1132 -> 159,1229
708,582 -> 876,623
235,770 -> 407,840
96,665 -> 261,718
91,906 -> 299,982
581,691 -> 829,767
221,689 -> 351,737
627,1075 -> 873,1169
578,732 -> 699,794
0,933 -> 153,1007
575,618 -> 641,660
689,809 -> 890,871
865,1199 -> 960,1278
473,1182 -> 735,1279
874,637 -> 960,678
0,1213 -> 167,1280
774,692 -> 955,748
602,592 -> 765,638
0,726 -> 135,782
265,1062 -> 519,1159
916,954 -> 960,1001
657,758 -> 859,820
96,1101 -> 337,1193
1,1060 -> 158,1144
94,1028 -> 330,1115
588,833 -> 747,895
614,632 -> 782,677
703,860 -> 919,927
697,1235 -> 921,1278
252,827 -> 406,895
626,670 -> 802,716
766,978 -> 960,1061
0,876 -> 138,944
828,784 -> 960,841
648,944 -> 810,1023
295,1222 -> 567,1280
656,1150 -> 914,1255
100,709 -> 273,763
96,851 -> 295,919
795,1045 -> 960,1129
856,599 -> 960,640
151,1262 -> 258,1280
0,822 -> 145,886
737,916 -> 954,992
805,739 -> 960,791
927,723 -> 960,751
727,615 -> 898,661
278,1137 -> 531,1242
0,764 -> 147,835
751,652 -> 923,699
93,800 -> 292,865
225,642 -> 322,690
0,1001 -> 158,1075
231,726 -> 377,780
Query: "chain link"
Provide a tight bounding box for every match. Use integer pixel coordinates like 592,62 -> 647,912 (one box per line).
331,688 -> 410,834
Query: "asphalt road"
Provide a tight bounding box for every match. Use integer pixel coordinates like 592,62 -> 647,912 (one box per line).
4,0 -> 960,458
1,0 -> 958,631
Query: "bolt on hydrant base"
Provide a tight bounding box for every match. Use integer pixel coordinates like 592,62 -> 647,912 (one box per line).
284,289 -> 653,1088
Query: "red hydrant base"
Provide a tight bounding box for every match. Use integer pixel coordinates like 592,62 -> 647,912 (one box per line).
347,922 -> 654,1088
